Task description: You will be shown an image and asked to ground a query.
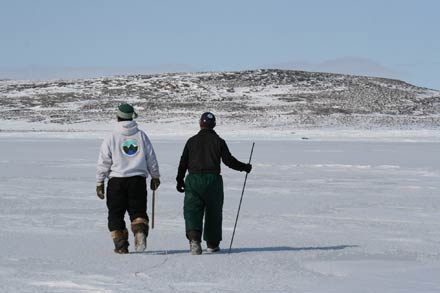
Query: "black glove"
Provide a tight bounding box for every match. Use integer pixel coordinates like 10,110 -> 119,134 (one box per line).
150,178 -> 160,191
96,183 -> 105,200
176,179 -> 185,193
243,163 -> 252,173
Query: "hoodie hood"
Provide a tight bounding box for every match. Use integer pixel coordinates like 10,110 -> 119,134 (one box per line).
116,120 -> 139,136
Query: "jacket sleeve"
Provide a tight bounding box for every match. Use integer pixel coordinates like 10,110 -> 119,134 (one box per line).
176,141 -> 189,182
143,133 -> 160,178
96,137 -> 113,183
220,139 -> 248,172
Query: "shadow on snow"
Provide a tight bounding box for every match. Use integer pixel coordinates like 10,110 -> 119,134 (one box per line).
135,245 -> 358,255
229,245 -> 358,254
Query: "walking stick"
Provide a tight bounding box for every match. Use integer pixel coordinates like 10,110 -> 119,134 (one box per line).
229,142 -> 255,254
152,190 -> 156,229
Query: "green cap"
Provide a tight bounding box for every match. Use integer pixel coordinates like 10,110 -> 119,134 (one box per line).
117,103 -> 138,119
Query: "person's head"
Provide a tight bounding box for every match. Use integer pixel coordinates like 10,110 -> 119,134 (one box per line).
199,112 -> 216,129
116,103 -> 138,122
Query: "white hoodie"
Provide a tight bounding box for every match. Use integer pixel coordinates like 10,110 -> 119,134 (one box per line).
96,121 -> 160,183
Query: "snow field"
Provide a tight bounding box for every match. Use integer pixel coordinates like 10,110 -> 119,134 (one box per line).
0,137 -> 440,292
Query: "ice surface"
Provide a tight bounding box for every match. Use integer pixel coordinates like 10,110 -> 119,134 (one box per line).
1,135 -> 440,292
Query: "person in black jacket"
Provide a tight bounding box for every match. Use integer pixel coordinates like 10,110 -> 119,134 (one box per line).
176,112 -> 252,255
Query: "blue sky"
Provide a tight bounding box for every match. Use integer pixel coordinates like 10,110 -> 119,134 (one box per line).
0,0 -> 439,89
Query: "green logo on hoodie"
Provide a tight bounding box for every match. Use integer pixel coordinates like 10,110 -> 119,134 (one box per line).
121,139 -> 139,156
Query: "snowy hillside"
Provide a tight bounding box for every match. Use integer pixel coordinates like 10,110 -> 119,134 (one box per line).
1,69 -> 439,132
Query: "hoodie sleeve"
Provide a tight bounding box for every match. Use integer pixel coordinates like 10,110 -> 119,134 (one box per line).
96,137 -> 113,183
142,133 -> 160,178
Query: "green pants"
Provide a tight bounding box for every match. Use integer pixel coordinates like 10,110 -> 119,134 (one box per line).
184,173 -> 224,242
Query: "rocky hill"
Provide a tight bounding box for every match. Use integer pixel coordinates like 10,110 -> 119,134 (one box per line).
1,69 -> 439,129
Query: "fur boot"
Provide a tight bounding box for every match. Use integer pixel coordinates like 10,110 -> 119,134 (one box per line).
131,217 -> 149,252
187,230 -> 202,255
111,229 -> 129,254
190,240 -> 202,255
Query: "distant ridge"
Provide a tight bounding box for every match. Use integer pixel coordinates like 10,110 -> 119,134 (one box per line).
0,69 -> 439,129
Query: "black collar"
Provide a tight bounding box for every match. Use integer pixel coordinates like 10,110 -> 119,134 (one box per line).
198,128 -> 216,134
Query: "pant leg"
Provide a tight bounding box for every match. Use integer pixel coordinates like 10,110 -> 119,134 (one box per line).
106,177 -> 128,231
184,174 -> 205,236
126,176 -> 149,222
202,174 -> 224,242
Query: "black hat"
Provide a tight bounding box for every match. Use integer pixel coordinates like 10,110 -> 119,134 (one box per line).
200,112 -> 216,129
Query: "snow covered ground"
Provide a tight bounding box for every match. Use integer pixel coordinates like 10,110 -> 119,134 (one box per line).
1,132 -> 440,292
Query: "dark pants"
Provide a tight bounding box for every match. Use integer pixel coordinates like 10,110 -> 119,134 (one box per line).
184,173 -> 224,242
106,176 -> 148,231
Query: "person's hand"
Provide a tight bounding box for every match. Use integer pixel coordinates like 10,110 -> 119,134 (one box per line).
176,180 -> 185,193
96,182 -> 105,200
243,164 -> 252,173
150,178 -> 160,191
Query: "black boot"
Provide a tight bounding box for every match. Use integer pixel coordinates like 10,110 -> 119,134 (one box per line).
207,240 -> 220,253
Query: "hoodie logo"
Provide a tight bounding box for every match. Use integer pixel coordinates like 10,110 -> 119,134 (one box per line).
121,139 -> 139,156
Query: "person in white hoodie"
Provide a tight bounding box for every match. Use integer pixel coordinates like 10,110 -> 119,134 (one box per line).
96,103 -> 160,254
